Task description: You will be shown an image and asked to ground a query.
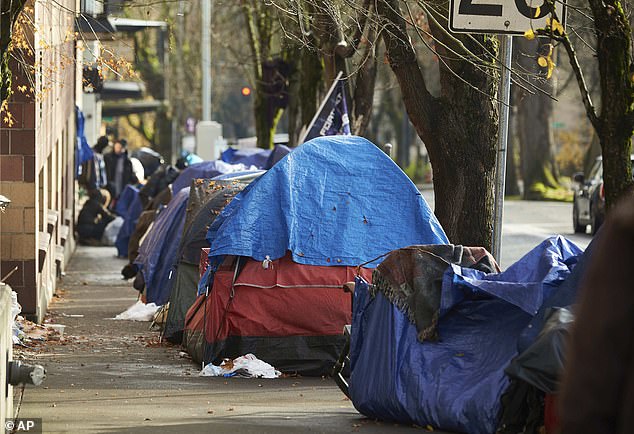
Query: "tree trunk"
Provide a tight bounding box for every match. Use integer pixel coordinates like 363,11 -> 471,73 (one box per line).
350,22 -> 378,136
310,0 -> 377,137
378,0 -> 499,249
515,38 -> 560,200
430,83 -> 498,248
253,89 -> 279,149
588,0 -> 634,207
155,106 -> 173,159
299,47 -> 323,137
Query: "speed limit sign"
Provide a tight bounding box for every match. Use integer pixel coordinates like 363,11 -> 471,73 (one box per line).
449,0 -> 566,34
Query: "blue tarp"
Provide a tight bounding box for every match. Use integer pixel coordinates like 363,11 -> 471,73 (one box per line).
75,107 -> 94,178
171,161 -> 256,194
134,188 -> 190,305
113,185 -> 142,257
221,147 -> 271,168
349,236 -> 583,434
206,135 -> 447,270
114,185 -> 139,217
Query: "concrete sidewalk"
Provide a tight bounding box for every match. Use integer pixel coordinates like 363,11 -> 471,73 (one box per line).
15,246 -> 430,434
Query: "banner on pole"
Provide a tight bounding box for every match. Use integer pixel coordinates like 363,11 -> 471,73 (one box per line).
299,71 -> 351,144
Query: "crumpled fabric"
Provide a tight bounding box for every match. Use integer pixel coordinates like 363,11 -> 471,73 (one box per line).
221,147 -> 272,169
199,354 -> 281,378
371,244 -> 499,342
349,236 -> 584,434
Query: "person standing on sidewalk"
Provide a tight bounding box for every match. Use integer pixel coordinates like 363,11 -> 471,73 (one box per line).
104,138 -> 138,204
79,135 -> 109,192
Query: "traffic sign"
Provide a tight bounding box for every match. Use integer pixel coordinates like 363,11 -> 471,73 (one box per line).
449,0 -> 566,34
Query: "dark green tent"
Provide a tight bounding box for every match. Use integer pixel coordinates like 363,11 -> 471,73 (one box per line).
163,179 -> 245,343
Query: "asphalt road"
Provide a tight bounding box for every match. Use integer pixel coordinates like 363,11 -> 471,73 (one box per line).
420,189 -> 592,268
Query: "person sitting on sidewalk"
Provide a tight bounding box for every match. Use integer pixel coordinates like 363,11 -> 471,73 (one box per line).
77,190 -> 116,246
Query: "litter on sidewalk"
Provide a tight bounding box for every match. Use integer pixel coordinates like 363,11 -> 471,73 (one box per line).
200,354 -> 281,378
113,300 -> 159,321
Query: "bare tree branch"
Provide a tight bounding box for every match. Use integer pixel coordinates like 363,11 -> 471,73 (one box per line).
546,31 -> 600,132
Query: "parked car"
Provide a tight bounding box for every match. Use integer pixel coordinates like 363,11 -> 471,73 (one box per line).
572,155 -> 634,234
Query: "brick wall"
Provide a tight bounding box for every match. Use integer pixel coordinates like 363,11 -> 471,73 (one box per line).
1,41 -> 38,312
0,0 -> 77,320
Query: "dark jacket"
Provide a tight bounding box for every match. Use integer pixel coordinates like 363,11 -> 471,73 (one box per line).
138,164 -> 179,208
104,150 -> 137,198
559,195 -> 634,434
77,198 -> 114,226
76,197 -> 116,241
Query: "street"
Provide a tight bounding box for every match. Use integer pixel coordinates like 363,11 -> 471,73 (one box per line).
13,199 -> 589,433
420,190 -> 591,268
499,199 -> 591,267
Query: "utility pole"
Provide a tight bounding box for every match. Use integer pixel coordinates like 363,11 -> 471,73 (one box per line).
491,35 -> 513,261
201,0 -> 212,121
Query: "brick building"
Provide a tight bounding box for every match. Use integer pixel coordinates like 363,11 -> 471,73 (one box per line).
0,0 -> 79,321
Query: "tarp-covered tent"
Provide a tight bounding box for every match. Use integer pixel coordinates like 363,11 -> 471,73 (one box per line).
163,180 -> 245,343
114,185 -> 143,257
171,161 -> 256,194
349,236 -> 583,434
192,135 -> 448,374
134,187 -> 190,305
131,147 -> 164,178
205,135 -> 447,269
264,144 -> 291,169
498,233 -> 597,433
183,291 -> 207,364
204,253 -> 373,375
221,147 -> 271,168
220,144 -> 291,170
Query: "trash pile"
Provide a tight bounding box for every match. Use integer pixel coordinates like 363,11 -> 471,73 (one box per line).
9,290 -> 67,350
200,354 -> 281,379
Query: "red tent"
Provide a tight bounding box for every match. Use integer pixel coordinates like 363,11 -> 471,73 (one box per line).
184,253 -> 372,375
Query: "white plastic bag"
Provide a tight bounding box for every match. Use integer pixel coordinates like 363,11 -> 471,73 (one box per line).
11,290 -> 21,321
101,216 -> 124,246
199,353 -> 281,378
113,300 -> 159,321
11,291 -> 22,342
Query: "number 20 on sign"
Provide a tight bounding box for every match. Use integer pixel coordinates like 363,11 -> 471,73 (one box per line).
449,0 -> 566,34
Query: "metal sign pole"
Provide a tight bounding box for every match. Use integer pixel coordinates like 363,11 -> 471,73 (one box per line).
492,35 -> 513,261
201,0 -> 212,121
